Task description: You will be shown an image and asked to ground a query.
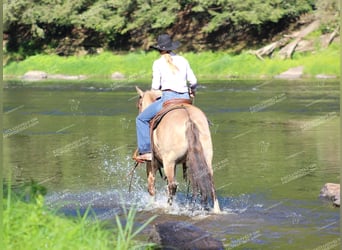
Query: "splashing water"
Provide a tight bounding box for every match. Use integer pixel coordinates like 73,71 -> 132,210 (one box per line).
45,148 -> 231,219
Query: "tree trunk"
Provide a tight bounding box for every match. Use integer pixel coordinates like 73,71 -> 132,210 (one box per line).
253,20 -> 321,60
277,20 -> 320,59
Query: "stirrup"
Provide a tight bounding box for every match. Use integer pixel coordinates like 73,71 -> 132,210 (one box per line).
132,149 -> 142,163
132,149 -> 151,163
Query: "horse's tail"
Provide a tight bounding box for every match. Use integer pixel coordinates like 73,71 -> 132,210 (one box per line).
185,119 -> 214,203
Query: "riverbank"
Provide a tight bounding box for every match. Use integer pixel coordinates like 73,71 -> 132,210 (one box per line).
3,44 -> 339,85
3,192 -> 155,250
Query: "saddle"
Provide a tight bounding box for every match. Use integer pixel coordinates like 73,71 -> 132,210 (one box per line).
132,98 -> 192,163
150,98 -> 192,131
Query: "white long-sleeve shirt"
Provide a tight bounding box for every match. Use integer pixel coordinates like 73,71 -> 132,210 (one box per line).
151,53 -> 197,93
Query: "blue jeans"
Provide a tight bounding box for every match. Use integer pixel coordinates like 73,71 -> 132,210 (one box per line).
136,91 -> 190,154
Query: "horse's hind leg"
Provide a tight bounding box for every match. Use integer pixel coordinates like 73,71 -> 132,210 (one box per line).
212,189 -> 221,213
209,180 -> 221,213
164,162 -> 177,205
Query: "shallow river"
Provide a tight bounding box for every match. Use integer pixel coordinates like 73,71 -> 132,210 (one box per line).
3,80 -> 340,249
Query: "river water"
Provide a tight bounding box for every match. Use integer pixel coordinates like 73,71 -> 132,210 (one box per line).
3,80 -> 340,249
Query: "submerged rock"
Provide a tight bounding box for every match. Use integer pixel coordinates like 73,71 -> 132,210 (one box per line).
149,221 -> 224,250
320,183 -> 340,207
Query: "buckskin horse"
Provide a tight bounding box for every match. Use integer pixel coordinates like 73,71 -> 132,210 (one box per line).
134,87 -> 221,213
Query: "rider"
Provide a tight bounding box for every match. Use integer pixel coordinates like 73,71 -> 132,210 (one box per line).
135,34 -> 198,162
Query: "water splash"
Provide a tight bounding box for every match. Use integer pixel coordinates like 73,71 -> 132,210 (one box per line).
45,148 -> 238,219
44,149 -> 338,239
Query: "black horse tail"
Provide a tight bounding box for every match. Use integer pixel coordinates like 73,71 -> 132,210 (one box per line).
185,119 -> 214,203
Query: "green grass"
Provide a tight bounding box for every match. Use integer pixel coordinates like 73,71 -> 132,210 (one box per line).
190,43 -> 340,79
4,196 -> 112,250
3,44 -> 340,84
4,51 -> 156,79
3,182 -> 156,250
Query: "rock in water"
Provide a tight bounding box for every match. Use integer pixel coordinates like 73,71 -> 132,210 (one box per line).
320,183 -> 340,207
149,221 -> 224,250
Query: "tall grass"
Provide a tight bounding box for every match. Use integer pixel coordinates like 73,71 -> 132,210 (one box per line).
3,51 -> 157,79
3,181 -> 156,250
188,43 -> 340,79
115,204 -> 156,249
3,44 -> 340,82
4,196 -> 112,250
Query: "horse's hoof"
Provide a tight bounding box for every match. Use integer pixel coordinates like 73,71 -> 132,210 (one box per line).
212,199 -> 222,214
148,189 -> 156,196
167,197 -> 173,206
203,206 -> 210,212
149,195 -> 156,202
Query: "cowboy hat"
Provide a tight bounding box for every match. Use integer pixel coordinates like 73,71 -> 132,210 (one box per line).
150,34 -> 181,51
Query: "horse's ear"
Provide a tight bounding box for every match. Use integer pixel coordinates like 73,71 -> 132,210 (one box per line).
135,86 -> 144,97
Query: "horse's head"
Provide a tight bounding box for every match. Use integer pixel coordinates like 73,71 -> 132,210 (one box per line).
135,86 -> 162,113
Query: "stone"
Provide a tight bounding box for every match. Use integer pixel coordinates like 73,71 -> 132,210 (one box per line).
315,74 -> 337,79
48,74 -> 87,80
274,66 -> 304,79
149,221 -> 224,250
22,70 -> 48,81
111,72 -> 125,80
320,183 -> 340,207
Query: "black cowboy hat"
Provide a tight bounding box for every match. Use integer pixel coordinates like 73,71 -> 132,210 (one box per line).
150,34 -> 181,51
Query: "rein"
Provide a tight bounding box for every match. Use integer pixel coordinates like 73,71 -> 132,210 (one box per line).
127,161 -> 165,193
127,162 -> 140,193
128,149 -> 164,193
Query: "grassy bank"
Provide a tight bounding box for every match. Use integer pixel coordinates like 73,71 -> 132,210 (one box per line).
3,185 -> 155,250
4,43 -> 340,84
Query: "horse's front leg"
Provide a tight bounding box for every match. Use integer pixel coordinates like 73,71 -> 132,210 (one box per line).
167,182 -> 177,205
164,163 -> 177,205
146,162 -> 156,197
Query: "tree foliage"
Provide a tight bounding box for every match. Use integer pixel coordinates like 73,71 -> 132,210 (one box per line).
3,0 -> 336,57
192,0 -> 314,32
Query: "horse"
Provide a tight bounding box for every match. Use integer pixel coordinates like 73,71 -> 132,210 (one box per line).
135,87 -> 221,213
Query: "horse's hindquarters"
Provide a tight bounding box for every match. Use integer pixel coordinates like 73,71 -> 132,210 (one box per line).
152,105 -> 217,205
153,109 -> 190,163
153,105 -> 213,167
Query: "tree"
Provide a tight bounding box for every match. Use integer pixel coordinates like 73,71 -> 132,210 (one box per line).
3,0 -> 324,56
